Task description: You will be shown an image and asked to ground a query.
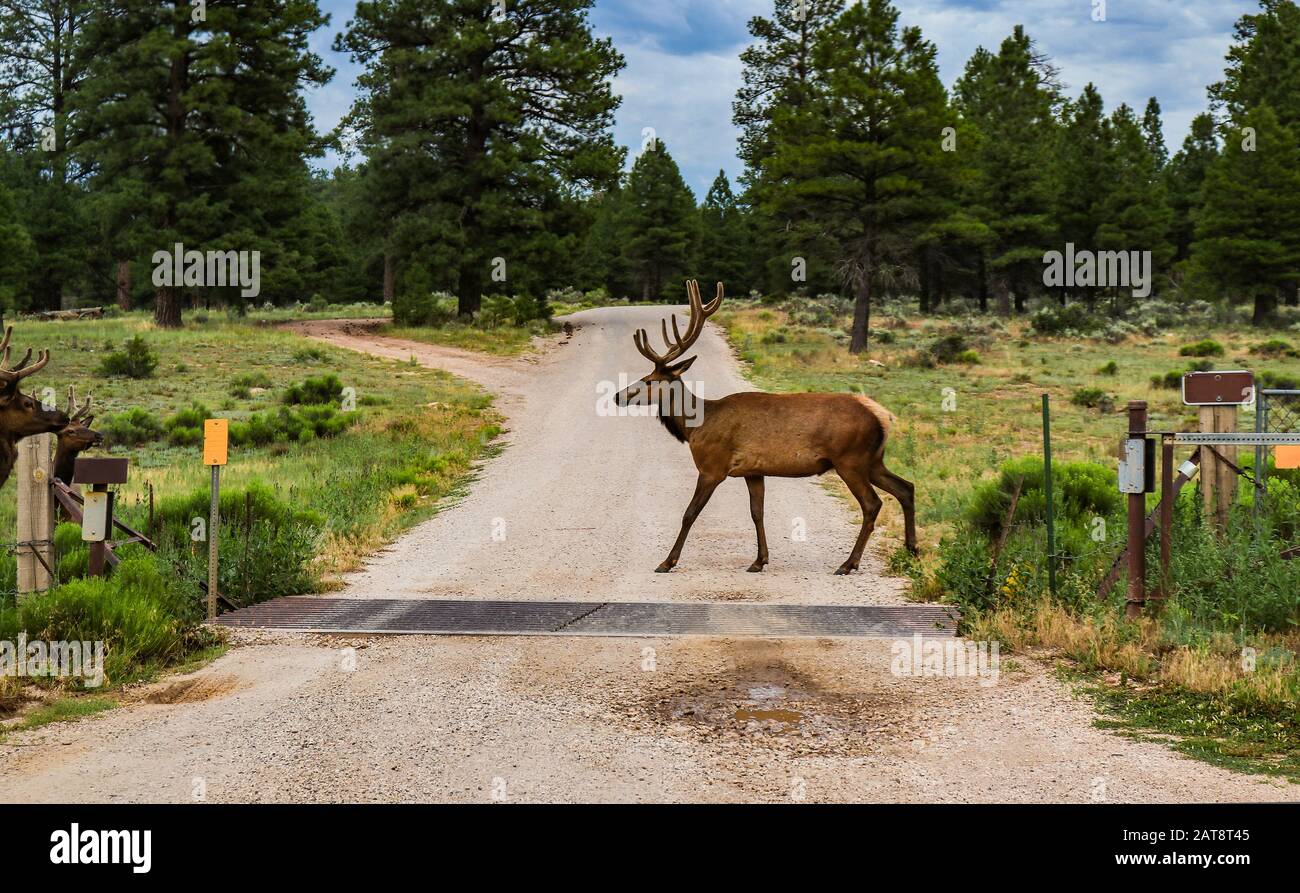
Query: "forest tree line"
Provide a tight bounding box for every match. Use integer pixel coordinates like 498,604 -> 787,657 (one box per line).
0,0 -> 1298,348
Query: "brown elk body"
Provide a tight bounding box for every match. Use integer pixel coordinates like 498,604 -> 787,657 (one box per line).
616,282 -> 917,575
0,326 -> 69,488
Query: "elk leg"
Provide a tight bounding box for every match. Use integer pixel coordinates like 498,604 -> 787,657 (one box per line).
745,475 -> 768,572
834,464 -> 883,575
657,473 -> 723,572
870,464 -> 918,555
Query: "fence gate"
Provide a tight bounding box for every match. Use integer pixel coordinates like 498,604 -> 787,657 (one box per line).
1256,389 -> 1300,505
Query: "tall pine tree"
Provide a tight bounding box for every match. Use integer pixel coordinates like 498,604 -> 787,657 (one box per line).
336,0 -> 624,317
72,0 -> 332,325
621,140 -> 697,301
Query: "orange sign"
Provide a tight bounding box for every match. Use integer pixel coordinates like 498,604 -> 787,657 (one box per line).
1276,445 -> 1300,470
203,419 -> 229,466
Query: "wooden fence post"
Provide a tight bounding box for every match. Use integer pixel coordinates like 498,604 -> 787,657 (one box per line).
1199,404 -> 1238,530
16,432 -> 54,602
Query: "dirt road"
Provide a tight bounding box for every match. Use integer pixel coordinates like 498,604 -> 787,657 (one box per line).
0,309 -> 1293,803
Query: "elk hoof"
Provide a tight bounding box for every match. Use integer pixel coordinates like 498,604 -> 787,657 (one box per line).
834,563 -> 857,575
654,563 -> 674,573
746,561 -> 766,573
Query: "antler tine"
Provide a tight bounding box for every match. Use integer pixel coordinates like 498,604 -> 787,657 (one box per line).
633,327 -> 666,365
703,282 -> 724,315
10,347 -> 33,371
12,349 -> 48,380
0,326 -> 11,359
66,384 -> 76,415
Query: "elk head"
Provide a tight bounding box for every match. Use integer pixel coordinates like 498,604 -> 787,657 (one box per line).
0,326 -> 68,437
59,386 -> 102,452
615,280 -> 723,413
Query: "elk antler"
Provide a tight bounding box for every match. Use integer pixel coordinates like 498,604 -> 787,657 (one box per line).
65,385 -> 93,423
633,280 -> 724,368
0,326 -> 49,389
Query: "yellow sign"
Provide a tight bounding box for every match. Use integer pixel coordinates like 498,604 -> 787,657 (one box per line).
1276,445 -> 1300,470
203,419 -> 229,466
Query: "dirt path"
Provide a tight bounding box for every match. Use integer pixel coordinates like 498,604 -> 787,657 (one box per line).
0,310 -> 1293,803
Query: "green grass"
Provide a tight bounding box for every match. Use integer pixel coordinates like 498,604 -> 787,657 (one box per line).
0,695 -> 119,740
715,303 -> 1299,553
1,313 -> 503,585
378,319 -> 556,356
715,300 -> 1300,778
1065,667 -> 1300,782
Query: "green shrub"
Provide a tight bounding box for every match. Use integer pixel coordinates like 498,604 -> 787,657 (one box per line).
97,335 -> 159,379
1070,387 -> 1112,409
1097,360 -> 1119,376
100,408 -> 165,447
152,481 -> 325,603
163,403 -> 210,446
292,346 -> 328,363
1179,339 -> 1224,358
966,456 -> 1120,538
282,374 -> 344,406
1250,339 -> 1297,358
2,553 -> 198,685
228,404 -> 357,447
230,372 -> 273,399
1031,302 -> 1102,336
955,349 -> 980,364
926,334 -> 972,364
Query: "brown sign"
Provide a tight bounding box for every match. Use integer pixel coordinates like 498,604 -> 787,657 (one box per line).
73,456 -> 129,485
1182,370 -> 1255,406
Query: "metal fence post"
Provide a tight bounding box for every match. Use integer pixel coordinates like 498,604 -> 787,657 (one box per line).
1042,393 -> 1057,597
1125,401 -> 1148,619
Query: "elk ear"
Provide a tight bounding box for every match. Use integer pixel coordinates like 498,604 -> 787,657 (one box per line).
667,355 -> 697,375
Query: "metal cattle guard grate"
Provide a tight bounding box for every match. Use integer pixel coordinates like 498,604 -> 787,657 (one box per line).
213,598 -> 959,639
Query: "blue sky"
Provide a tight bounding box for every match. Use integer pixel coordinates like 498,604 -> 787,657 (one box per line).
309,0 -> 1258,197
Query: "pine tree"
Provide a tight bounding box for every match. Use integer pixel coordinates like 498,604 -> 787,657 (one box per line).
620,141 -> 698,301
72,0 -> 332,325
695,171 -> 752,292
762,0 -> 951,352
1054,84 -> 1115,307
0,174 -> 35,321
1164,113 -> 1219,264
0,0 -> 96,310
336,0 -> 624,317
954,26 -> 1059,314
1096,103 -> 1174,308
1192,105 -> 1300,324
1142,97 -> 1169,170
1209,0 -> 1300,133
735,0 -> 845,297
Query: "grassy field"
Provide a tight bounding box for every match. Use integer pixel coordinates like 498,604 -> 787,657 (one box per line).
0,313 -> 501,582
715,302 -> 1297,552
377,319 -> 553,356
713,299 -> 1300,779
0,310 -> 505,716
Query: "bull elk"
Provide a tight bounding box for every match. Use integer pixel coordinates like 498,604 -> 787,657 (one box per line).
54,386 -> 103,487
0,326 -> 69,488
615,281 -> 917,575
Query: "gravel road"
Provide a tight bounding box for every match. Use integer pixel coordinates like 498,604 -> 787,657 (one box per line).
0,308 -> 1293,803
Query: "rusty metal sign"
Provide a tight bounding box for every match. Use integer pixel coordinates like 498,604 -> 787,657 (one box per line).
1182,370 -> 1255,406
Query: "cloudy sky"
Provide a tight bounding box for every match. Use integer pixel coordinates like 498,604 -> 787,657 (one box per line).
310,0 -> 1258,196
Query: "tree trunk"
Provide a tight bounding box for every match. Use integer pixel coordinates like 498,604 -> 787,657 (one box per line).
918,248 -> 931,315
383,253 -> 395,303
115,260 -> 132,310
977,256 -> 988,313
849,275 -> 871,355
457,260 -> 482,317
155,286 -> 182,328
1253,289 -> 1278,326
